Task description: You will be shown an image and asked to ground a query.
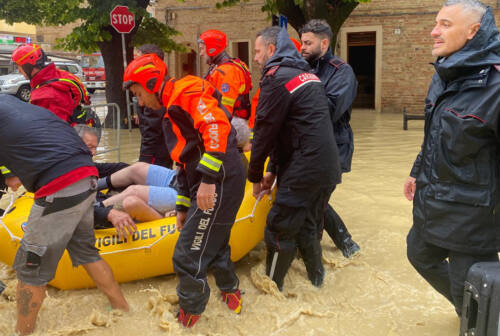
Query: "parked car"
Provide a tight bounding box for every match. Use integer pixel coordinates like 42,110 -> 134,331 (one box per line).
0,61 -> 85,102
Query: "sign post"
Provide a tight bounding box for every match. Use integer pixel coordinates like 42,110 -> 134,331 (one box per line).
110,5 -> 135,131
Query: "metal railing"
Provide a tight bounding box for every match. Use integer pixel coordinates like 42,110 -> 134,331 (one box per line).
83,102 -> 121,161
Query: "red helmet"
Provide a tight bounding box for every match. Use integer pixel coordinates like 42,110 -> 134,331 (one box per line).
123,54 -> 167,94
12,44 -> 46,67
290,38 -> 301,52
198,30 -> 227,57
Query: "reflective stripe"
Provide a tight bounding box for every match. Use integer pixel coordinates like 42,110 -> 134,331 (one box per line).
249,131 -> 254,140
15,44 -> 41,64
0,166 -> 11,175
238,84 -> 245,94
221,96 -> 236,107
176,195 -> 191,208
200,153 -> 222,172
59,78 -> 85,97
134,64 -> 155,74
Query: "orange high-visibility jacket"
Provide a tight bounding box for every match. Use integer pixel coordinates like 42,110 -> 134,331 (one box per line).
205,59 -> 248,116
160,75 -> 234,209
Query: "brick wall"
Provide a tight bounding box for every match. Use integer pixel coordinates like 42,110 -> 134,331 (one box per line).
344,0 -> 500,113
155,0 -> 271,92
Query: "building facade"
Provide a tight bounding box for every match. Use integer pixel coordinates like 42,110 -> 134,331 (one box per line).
34,0 -> 500,113
342,0 -> 500,113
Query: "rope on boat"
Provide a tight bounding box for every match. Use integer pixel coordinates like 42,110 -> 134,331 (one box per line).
0,185 -> 275,256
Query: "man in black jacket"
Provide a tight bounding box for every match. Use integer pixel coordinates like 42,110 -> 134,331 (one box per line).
403,0 -> 500,315
135,44 -> 173,168
249,27 -> 341,290
0,94 -> 128,335
300,19 -> 360,258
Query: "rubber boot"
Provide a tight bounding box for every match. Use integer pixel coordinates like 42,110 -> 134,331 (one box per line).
339,238 -> 360,258
299,240 -> 325,288
324,206 -> 360,258
265,249 -> 296,291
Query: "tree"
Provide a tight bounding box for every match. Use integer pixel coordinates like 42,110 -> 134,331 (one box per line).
217,0 -> 371,46
0,0 -> 185,127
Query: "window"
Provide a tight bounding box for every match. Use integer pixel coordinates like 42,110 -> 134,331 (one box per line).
67,65 -> 79,74
231,41 -> 250,69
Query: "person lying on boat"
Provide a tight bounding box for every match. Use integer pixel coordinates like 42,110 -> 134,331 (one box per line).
74,125 -> 135,240
97,162 -> 177,223
76,125 -> 176,239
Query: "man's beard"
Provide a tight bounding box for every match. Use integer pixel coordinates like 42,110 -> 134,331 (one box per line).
302,47 -> 322,63
204,55 -> 211,65
258,54 -> 270,73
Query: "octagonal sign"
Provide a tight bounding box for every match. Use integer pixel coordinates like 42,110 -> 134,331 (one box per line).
110,5 -> 135,34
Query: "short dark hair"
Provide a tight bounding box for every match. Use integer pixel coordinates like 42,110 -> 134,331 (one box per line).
300,19 -> 333,42
256,26 -> 281,47
138,44 -> 164,60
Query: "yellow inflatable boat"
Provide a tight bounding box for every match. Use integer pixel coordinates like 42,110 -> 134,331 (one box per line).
0,182 -> 274,290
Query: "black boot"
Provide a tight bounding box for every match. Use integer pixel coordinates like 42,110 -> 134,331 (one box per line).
324,205 -> 360,258
339,238 -> 360,258
265,249 -> 296,291
299,240 -> 325,288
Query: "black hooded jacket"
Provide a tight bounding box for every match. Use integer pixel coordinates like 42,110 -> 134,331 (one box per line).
410,8 -> 500,254
309,50 -> 358,173
0,94 -> 94,193
248,28 -> 341,198
137,106 -> 173,168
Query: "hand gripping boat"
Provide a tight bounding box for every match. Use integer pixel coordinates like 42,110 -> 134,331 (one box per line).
0,182 -> 274,290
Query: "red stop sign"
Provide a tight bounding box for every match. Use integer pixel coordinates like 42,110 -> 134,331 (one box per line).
110,5 -> 135,34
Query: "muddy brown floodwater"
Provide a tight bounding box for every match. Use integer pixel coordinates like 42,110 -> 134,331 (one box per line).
0,110 -> 461,335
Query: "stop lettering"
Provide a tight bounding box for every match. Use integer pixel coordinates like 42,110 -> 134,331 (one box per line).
110,5 -> 135,34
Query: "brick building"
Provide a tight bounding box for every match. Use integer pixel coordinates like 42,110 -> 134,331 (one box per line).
342,0 -> 500,113
36,0 -> 500,113
153,0 -> 500,113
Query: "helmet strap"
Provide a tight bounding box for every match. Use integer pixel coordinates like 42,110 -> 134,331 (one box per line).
22,64 -> 35,80
156,75 -> 170,103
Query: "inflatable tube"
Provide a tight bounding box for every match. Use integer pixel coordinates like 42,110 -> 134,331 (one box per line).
0,181 -> 274,290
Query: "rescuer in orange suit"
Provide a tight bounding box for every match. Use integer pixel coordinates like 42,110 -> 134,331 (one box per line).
123,54 -> 245,328
198,29 -> 252,119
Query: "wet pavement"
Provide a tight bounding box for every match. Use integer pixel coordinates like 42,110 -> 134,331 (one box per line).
0,109 -> 462,335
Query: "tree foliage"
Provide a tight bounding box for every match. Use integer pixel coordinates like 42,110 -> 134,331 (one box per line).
216,0 -> 371,46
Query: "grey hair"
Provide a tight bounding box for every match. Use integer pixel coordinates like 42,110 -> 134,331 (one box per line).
256,26 -> 281,47
73,124 -> 98,139
443,0 -> 487,23
138,44 -> 164,60
231,117 -> 250,148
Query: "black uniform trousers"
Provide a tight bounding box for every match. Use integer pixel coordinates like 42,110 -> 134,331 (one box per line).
406,226 -> 499,315
172,163 -> 245,315
265,185 -> 332,257
323,202 -> 352,248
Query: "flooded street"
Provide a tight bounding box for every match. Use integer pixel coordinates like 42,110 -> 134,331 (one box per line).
0,109 -> 461,335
